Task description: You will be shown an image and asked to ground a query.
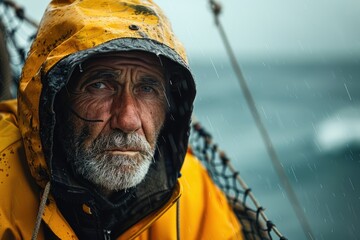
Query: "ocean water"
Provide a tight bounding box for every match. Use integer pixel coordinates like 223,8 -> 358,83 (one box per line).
189,56 -> 360,240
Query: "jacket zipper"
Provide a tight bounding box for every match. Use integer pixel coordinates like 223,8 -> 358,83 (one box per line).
103,229 -> 111,240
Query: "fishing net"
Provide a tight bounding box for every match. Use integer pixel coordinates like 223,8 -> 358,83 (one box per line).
0,0 -> 37,99
190,121 -> 287,240
0,1 -> 287,239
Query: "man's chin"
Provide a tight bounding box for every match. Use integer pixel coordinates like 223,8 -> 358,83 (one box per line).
83,156 -> 152,193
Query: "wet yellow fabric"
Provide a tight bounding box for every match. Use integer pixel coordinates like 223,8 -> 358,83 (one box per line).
139,153 -> 243,240
0,99 -> 44,240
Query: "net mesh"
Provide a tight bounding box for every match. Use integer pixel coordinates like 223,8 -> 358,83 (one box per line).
0,0 -> 37,99
190,121 -> 287,240
0,1 -> 287,239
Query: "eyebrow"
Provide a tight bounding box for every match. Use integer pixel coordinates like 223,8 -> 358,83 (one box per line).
139,76 -> 164,86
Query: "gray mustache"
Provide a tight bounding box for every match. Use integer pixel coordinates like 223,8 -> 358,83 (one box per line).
92,132 -> 152,153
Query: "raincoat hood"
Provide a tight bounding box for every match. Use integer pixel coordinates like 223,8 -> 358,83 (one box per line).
18,0 -> 196,237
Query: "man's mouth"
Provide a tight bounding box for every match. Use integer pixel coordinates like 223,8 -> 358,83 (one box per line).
105,149 -> 140,156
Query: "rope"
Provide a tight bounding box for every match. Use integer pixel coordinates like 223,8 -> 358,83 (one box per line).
31,181 -> 51,240
208,1 -> 314,239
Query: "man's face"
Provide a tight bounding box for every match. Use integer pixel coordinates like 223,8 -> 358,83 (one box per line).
59,52 -> 167,193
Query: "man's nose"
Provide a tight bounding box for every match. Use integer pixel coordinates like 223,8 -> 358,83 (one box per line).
110,92 -> 141,133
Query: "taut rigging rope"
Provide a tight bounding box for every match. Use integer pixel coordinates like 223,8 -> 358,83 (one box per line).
207,1 -> 315,239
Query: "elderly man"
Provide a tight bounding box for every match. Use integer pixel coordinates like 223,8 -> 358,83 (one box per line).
0,0 -> 242,239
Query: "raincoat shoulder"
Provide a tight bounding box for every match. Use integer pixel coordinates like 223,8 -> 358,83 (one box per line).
0,99 -> 44,239
0,99 -> 76,239
138,152 -> 243,240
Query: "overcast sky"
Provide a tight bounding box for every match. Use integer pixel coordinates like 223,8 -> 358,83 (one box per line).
16,0 -> 360,60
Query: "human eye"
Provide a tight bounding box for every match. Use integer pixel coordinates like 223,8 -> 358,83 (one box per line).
84,80 -> 115,93
89,82 -> 107,89
83,79 -> 118,96
82,71 -> 118,93
135,84 -> 156,96
139,85 -> 155,93
135,77 -> 163,97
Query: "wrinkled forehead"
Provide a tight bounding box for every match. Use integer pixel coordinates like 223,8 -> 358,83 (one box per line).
81,51 -> 164,73
66,51 -> 166,89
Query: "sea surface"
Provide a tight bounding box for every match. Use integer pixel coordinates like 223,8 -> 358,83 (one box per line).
189,56 -> 360,240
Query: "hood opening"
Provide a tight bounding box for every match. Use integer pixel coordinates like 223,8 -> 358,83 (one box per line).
38,38 -> 195,237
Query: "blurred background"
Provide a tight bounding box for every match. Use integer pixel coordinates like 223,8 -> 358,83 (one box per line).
1,0 -> 360,239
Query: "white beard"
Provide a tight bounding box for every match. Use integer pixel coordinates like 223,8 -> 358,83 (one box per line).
65,129 -> 157,192
74,150 -> 153,192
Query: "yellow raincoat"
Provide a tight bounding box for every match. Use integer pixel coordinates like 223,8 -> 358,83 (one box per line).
0,0 -> 242,239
